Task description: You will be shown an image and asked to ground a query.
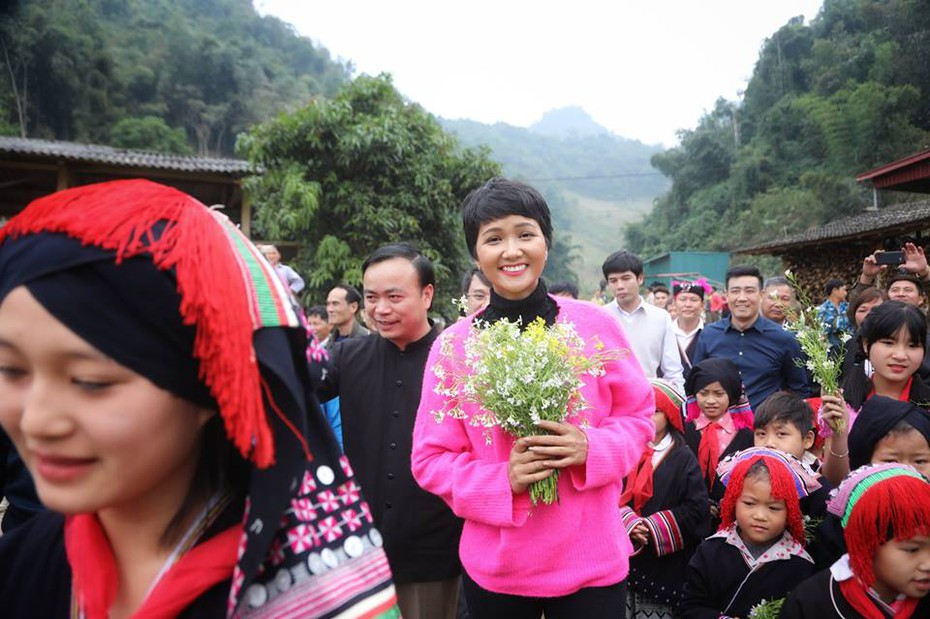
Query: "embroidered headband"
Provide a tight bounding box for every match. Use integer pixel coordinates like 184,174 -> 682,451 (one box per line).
717,447 -> 821,499
827,463 -> 930,586
672,278 -> 710,300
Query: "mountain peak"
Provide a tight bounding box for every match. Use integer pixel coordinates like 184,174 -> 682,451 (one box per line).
530,106 -> 608,138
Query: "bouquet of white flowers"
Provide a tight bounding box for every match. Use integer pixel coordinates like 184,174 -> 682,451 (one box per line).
778,270 -> 850,432
430,316 -> 622,505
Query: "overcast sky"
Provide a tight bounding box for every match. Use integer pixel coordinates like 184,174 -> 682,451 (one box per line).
255,1 -> 824,147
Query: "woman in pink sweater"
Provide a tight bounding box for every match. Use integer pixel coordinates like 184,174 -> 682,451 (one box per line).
412,178 -> 655,618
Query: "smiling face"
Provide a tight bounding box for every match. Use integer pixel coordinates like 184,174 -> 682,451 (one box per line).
866,327 -> 924,393
675,291 -> 704,322
0,286 -> 213,517
474,215 -> 548,301
696,380 -> 730,421
326,288 -> 357,330
307,314 -> 331,342
363,257 -> 433,350
888,280 -> 924,306
872,535 -> 930,602
735,473 -> 787,546
727,275 -> 762,326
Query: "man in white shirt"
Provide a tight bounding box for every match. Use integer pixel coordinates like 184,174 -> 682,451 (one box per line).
601,250 -> 685,392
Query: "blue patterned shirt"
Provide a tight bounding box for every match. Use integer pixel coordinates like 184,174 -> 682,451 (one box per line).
816,300 -> 851,351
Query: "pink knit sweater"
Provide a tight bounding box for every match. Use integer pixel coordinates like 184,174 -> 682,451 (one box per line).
412,296 -> 655,597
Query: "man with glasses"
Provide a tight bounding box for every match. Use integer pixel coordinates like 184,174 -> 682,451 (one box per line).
691,265 -> 810,410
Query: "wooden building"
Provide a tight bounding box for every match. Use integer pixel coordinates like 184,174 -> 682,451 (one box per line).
0,136 -> 257,235
738,149 -> 930,296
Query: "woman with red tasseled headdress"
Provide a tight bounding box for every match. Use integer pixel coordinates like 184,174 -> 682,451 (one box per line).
0,180 -> 399,618
620,379 -> 710,619
679,448 -> 819,619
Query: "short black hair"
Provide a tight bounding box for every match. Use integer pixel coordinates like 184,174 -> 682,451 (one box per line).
653,285 -> 670,296
725,265 -> 763,289
332,283 -> 362,307
306,305 -> 328,320
548,280 -> 579,299
602,250 -> 643,279
461,177 -> 553,259
824,278 -> 845,297
461,267 -> 491,295
362,242 -> 436,289
753,391 -> 814,435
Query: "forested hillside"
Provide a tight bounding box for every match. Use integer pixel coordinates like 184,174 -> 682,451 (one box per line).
0,0 -> 350,155
627,0 -> 930,257
444,113 -> 668,289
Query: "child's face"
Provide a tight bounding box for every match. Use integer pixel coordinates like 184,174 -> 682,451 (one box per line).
872,535 -> 930,602
735,474 -> 787,546
753,421 -> 814,460
871,429 -> 930,478
0,286 -> 214,516
651,410 -> 668,442
696,381 -> 730,421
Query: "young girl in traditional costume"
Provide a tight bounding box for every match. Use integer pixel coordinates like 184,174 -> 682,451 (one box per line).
822,301 -> 930,485
679,448 -> 819,619
621,379 -> 710,618
412,178 -> 655,618
782,463 -> 930,618
683,358 -> 754,517
0,180 -> 398,618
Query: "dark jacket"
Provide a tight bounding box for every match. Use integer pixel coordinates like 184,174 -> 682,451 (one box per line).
780,568 -> 930,618
626,439 -> 710,611
319,327 -> 463,583
680,536 -> 815,619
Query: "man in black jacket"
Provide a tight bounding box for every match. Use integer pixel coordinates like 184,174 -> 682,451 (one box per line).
316,243 -> 462,619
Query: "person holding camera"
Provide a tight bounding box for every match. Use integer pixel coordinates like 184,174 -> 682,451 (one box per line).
851,242 -> 930,307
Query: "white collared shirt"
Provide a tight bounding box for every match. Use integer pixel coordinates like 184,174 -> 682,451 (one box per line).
603,297 -> 685,392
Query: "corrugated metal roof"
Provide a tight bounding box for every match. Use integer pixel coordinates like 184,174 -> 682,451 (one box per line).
0,136 -> 255,176
737,199 -> 930,254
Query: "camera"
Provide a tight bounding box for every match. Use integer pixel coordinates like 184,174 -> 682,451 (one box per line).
875,251 -> 905,266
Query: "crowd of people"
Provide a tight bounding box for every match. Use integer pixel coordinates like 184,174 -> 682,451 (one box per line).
0,177 -> 929,619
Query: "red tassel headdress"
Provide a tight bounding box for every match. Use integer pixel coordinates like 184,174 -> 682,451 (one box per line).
827,463 -> 930,587
0,179 -> 300,467
717,452 -> 812,545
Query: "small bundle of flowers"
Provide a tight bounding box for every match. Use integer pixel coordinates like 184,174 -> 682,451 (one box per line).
748,598 -> 784,619
778,270 -> 850,432
430,316 -> 622,505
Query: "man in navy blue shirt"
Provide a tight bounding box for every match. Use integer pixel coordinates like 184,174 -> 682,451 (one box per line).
691,265 -> 810,410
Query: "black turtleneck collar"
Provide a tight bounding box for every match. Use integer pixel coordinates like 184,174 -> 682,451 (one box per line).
477,279 -> 559,329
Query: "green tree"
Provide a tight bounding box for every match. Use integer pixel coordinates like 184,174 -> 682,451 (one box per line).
109,116 -> 191,153
239,74 -> 501,317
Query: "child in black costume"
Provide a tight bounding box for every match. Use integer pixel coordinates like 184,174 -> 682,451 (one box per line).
621,379 -> 710,618
679,448 -> 819,619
